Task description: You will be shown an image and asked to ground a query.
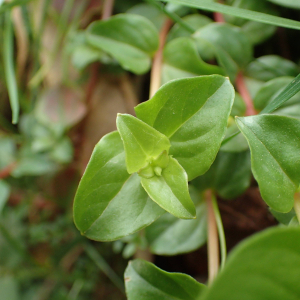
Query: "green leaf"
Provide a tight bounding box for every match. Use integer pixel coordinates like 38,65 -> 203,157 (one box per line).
73,131 -> 165,241
254,77 -> 296,111
231,93 -> 246,117
146,196 -> 207,255
125,259 -> 206,300
267,0 -> 300,9
86,14 -> 159,74
192,150 -> 251,199
3,11 -> 19,124
225,0 -> 278,45
160,0 -> 300,30
12,154 -> 57,177
254,76 -> 300,119
236,115 -> 300,212
0,276 -> 19,300
141,157 -> 196,219
0,180 -> 10,215
162,37 -> 225,84
127,3 -> 166,30
194,23 -> 253,80
135,75 -> 235,180
167,14 -> 212,41
261,73 -> 300,114
246,55 -> 299,81
199,227 -> 300,300
116,114 -> 171,174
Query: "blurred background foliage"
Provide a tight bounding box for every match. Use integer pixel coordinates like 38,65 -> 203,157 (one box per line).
1,0 -> 300,299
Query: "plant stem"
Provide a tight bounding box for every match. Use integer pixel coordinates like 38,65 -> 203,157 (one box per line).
294,192 -> 300,223
205,189 -> 219,284
102,0 -> 114,20
146,0 -> 195,33
212,194 -> 227,270
149,18 -> 173,98
236,72 -> 257,116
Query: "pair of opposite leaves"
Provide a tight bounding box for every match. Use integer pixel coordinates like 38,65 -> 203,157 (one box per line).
74,75 -> 300,242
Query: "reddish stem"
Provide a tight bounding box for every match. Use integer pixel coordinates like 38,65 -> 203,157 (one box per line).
206,190 -> 219,284
236,72 -> 257,116
213,12 -> 225,23
102,0 -> 114,20
149,19 -> 173,98
0,162 -> 16,179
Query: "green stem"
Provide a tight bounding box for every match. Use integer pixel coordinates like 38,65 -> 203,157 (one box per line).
84,243 -> 125,293
211,194 -> 227,270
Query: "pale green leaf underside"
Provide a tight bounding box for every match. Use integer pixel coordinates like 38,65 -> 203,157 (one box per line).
141,157 -> 196,219
117,114 -> 171,174
87,14 -> 159,74
160,0 -> 300,30
135,75 -> 235,180
146,202 -> 207,255
199,227 -> 300,300
125,259 -> 206,300
73,131 -> 164,241
236,115 -> 300,212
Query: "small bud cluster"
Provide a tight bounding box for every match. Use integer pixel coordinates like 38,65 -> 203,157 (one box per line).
138,150 -> 169,179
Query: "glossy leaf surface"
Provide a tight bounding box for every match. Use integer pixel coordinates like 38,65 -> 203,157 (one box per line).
162,37 -> 224,84
73,131 -> 164,241
246,55 -> 299,82
146,199 -> 207,255
141,157 -> 196,219
116,114 -> 170,174
135,76 -> 235,180
199,227 -> 300,300
87,14 -> 159,74
167,14 -> 212,41
192,150 -> 251,199
261,73 -> 300,114
226,0 -> 278,45
236,115 -> 300,212
254,76 -> 300,119
194,23 -> 252,80
125,259 -> 206,300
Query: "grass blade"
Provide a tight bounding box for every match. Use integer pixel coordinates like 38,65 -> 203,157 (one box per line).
3,11 -> 19,124
160,0 -> 300,30
261,73 -> 300,114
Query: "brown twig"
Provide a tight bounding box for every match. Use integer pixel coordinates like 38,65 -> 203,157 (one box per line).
236,72 -> 257,116
205,190 -> 219,284
149,19 -> 173,98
